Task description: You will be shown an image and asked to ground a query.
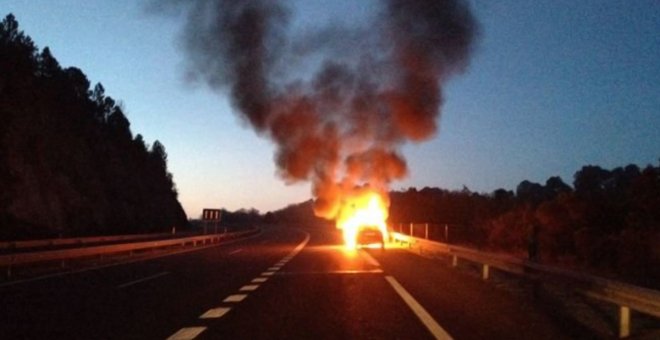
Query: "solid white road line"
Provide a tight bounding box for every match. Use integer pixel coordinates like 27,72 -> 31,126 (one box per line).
360,250 -> 381,267
223,294 -> 247,303
228,248 -> 243,255
385,276 -> 453,340
200,307 -> 231,319
117,271 -> 169,289
166,327 -> 207,340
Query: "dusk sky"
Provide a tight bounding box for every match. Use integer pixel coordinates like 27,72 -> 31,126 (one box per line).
4,0 -> 659,218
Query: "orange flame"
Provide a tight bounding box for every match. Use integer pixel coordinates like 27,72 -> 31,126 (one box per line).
336,190 -> 389,250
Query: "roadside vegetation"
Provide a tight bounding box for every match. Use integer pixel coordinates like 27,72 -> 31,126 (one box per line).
0,14 -> 187,239
268,161 -> 659,288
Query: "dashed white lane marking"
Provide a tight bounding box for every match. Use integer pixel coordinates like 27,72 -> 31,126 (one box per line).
240,284 -> 259,291
360,250 -> 381,267
223,294 -> 247,303
168,231 -> 311,340
166,326 -> 206,340
385,276 -> 453,340
117,271 -> 170,289
200,307 -> 231,319
228,248 -> 243,255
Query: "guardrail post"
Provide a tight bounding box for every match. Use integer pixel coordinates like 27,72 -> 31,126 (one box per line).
619,306 -> 630,338
482,264 -> 490,280
444,224 -> 449,243
452,255 -> 458,267
410,223 -> 413,237
425,223 -> 428,239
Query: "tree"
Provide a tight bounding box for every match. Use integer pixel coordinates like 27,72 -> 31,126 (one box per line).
574,165 -> 610,197
37,47 -> 60,77
0,14 -> 188,238
545,176 -> 572,199
516,180 -> 545,205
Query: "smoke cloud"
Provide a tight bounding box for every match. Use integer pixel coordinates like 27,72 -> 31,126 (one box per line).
161,0 -> 478,218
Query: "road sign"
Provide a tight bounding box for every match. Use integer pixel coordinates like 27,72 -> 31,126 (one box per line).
202,209 -> 222,221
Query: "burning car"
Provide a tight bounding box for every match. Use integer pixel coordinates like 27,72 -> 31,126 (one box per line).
356,225 -> 385,250
337,191 -> 389,250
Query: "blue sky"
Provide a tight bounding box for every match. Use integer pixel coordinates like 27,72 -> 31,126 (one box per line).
4,0 -> 659,217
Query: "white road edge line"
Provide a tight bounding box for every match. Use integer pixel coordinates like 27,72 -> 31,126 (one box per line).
360,250 -> 381,267
117,271 -> 170,289
166,326 -> 207,340
385,276 -> 453,340
228,248 -> 243,255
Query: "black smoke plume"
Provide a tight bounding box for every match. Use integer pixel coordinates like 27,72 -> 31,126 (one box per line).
160,0 -> 478,218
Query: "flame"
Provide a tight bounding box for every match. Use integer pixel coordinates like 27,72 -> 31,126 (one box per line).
336,190 -> 389,250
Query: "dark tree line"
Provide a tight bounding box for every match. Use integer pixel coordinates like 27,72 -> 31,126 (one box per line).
389,162 -> 660,288
264,200 -> 332,228
265,161 -> 659,287
0,14 -> 187,239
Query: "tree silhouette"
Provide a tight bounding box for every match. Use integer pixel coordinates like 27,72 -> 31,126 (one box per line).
0,14 -> 187,239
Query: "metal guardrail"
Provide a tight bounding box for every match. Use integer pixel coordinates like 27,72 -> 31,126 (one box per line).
0,229 -> 258,277
0,232 -> 187,250
391,232 -> 660,338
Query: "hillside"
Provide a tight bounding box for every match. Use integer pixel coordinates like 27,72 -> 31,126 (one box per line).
0,14 -> 187,239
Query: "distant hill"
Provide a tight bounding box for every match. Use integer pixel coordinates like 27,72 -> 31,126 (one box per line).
0,14 -> 187,239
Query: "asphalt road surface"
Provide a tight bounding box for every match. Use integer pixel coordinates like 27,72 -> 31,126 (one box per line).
1,226 -> 594,339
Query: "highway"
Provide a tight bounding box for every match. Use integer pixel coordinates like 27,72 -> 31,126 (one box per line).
1,226 -> 592,339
